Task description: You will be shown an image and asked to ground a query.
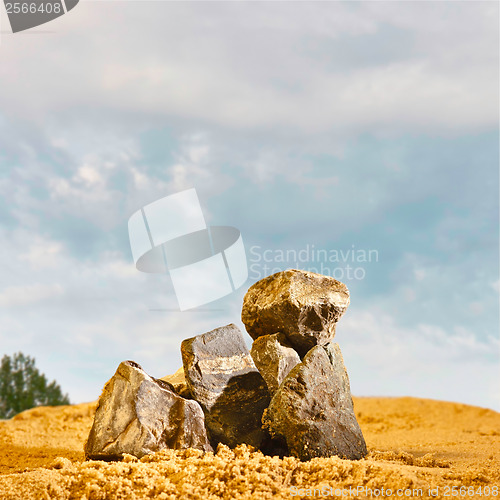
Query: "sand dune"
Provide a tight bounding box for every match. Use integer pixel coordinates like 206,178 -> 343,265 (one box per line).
0,397 -> 498,499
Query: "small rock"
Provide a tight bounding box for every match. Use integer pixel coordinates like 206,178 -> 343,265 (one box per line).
250,333 -> 301,395
160,367 -> 191,398
51,457 -> 72,470
84,361 -> 212,460
241,269 -> 350,356
262,343 -> 367,461
181,324 -> 270,448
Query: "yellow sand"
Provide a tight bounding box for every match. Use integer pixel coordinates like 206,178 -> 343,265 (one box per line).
0,397 -> 498,499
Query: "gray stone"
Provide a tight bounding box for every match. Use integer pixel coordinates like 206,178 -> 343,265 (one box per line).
181,324 -> 271,449
160,367 -> 191,399
250,333 -> 301,395
262,343 -> 367,461
84,361 -> 212,460
241,269 -> 350,356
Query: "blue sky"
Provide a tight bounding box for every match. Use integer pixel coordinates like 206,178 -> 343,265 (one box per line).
0,1 -> 498,410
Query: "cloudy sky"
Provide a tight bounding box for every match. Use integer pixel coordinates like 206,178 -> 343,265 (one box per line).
0,1 -> 498,410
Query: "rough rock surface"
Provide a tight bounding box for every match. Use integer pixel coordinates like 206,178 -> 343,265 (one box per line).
250,333 -> 301,395
181,324 -> 270,448
85,361 -> 212,460
262,343 -> 367,461
241,269 -> 350,356
161,367 -> 191,399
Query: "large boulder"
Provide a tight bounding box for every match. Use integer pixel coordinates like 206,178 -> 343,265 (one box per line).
181,324 -> 270,448
250,333 -> 301,395
85,361 -> 212,460
241,269 -> 350,356
262,343 -> 367,461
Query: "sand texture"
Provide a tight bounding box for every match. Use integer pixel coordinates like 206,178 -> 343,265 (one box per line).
0,397 -> 498,499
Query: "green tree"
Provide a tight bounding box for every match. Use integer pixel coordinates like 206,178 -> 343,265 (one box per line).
0,352 -> 70,419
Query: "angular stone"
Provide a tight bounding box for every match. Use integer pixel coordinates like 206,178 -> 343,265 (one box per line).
160,367 -> 191,399
250,333 -> 301,395
181,324 -> 271,449
262,343 -> 367,461
241,269 -> 350,356
84,361 -> 212,460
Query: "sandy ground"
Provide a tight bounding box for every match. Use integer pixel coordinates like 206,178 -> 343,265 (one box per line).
0,396 -> 498,499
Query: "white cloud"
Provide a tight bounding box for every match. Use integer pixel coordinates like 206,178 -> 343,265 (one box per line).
76,165 -> 104,187
339,309 -> 499,410
414,268 -> 426,282
0,283 -> 64,308
0,2 -> 496,135
19,237 -> 64,269
167,134 -> 213,193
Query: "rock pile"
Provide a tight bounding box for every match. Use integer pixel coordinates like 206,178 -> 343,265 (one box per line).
85,269 -> 367,462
